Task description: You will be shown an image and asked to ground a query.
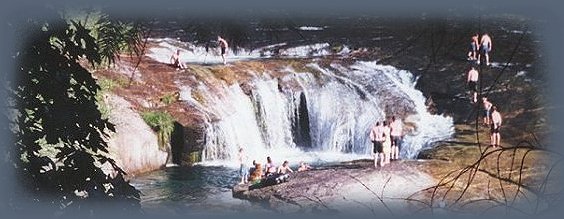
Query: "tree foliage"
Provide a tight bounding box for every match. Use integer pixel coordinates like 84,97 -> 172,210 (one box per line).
8,10 -> 144,214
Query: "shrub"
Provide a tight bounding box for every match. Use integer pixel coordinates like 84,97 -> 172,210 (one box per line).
141,111 -> 175,151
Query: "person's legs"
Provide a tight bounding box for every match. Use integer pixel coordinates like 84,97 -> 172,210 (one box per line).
494,128 -> 501,146
378,153 -> 384,167
490,126 -> 495,147
239,165 -> 244,184
391,146 -> 397,160
373,153 -> 378,167
485,53 -> 490,66
244,168 -> 249,183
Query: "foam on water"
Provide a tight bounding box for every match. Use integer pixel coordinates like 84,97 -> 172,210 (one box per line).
178,59 -> 453,167
146,38 -> 351,65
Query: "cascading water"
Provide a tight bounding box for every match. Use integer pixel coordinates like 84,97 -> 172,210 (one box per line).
178,60 -> 454,167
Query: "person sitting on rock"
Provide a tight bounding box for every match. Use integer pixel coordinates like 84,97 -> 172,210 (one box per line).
265,156 -> 277,177
297,161 -> 312,172
170,49 -> 187,69
248,161 -> 263,184
277,161 -> 294,174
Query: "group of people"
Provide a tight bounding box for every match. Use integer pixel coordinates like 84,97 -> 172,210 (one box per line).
467,33 -> 493,66
170,35 -> 229,69
238,148 -> 312,185
481,97 -> 503,147
369,116 -> 403,167
466,33 -> 503,148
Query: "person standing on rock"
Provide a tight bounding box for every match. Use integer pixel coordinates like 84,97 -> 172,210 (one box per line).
478,33 -> 493,66
467,66 -> 479,103
490,106 -> 502,148
390,116 -> 403,161
217,36 -> 228,65
370,121 -> 384,167
482,97 -> 493,126
467,33 -> 479,61
238,148 -> 249,184
382,121 -> 392,166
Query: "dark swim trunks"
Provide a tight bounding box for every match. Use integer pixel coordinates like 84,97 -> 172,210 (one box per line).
470,42 -> 477,52
373,141 -> 383,153
483,109 -> 491,118
481,43 -> 491,55
221,47 -> 226,55
468,81 -> 478,92
490,124 -> 500,134
391,136 -> 402,151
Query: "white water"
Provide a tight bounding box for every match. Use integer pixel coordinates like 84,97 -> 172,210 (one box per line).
146,38 -> 352,65
152,37 -> 453,167
176,64 -> 453,168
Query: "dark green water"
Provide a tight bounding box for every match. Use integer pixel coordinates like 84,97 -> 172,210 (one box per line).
130,165 -> 266,215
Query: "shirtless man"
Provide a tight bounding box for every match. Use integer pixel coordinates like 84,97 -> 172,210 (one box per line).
277,161 -> 294,174
297,161 -> 311,172
482,97 -> 493,126
217,36 -> 228,65
490,106 -> 502,147
467,33 -> 479,61
369,121 -> 385,167
467,66 -> 479,103
170,49 -> 187,69
478,33 -> 493,66
390,116 -> 403,160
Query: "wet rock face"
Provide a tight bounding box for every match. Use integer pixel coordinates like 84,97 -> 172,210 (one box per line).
233,160 -> 436,215
105,94 -> 168,176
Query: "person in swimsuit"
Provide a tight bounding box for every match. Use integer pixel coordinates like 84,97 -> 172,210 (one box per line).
490,106 -> 502,148
467,66 -> 479,103
478,33 -> 493,66
217,36 -> 228,65
467,33 -> 479,61
390,116 -> 403,160
277,161 -> 294,174
370,121 -> 384,167
265,156 -> 277,177
238,148 -> 249,184
297,161 -> 312,172
482,97 -> 493,126
170,49 -> 187,69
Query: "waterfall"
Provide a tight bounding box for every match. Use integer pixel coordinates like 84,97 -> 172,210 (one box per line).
178,61 -> 453,167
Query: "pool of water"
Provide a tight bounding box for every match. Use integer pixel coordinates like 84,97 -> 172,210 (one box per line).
130,165 -> 269,215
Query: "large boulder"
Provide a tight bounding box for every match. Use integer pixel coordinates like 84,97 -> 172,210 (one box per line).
105,94 -> 168,177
